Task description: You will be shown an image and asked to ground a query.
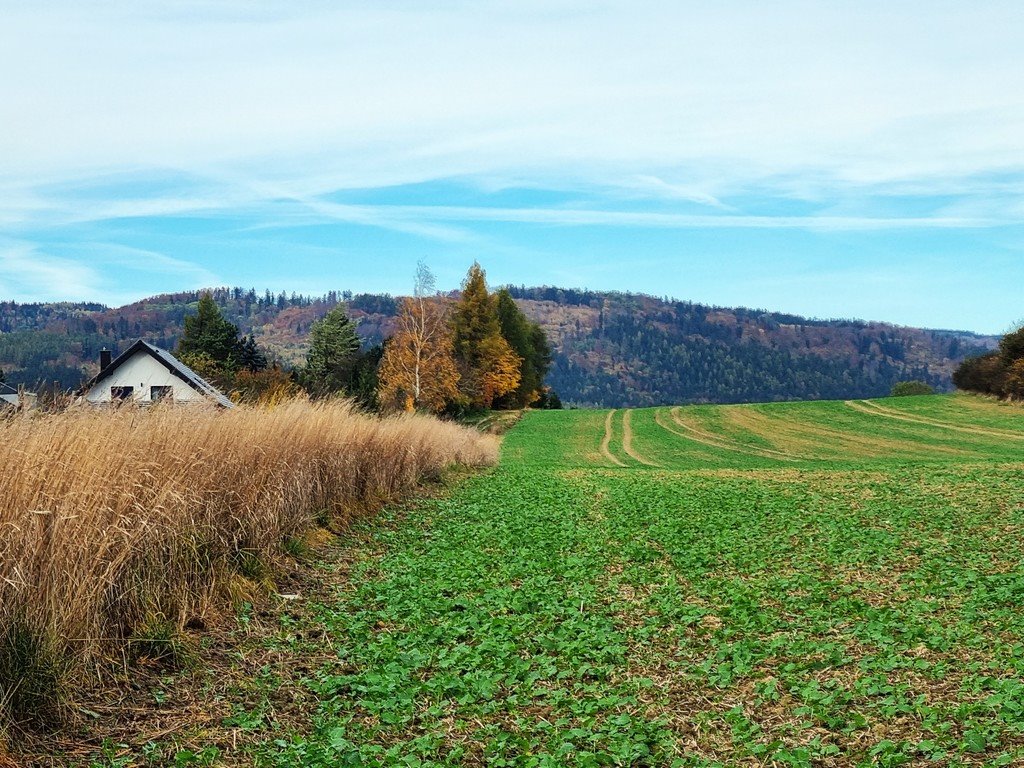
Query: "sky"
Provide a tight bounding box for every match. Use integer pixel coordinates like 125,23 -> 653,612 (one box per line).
1,1 -> 1023,334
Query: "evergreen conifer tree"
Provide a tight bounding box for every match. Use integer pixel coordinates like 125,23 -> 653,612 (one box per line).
494,288 -> 551,408
450,263 -> 521,409
177,293 -> 240,368
302,306 -> 361,396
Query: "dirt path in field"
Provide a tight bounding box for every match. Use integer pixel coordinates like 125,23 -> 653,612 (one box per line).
621,410 -> 661,467
655,408 -> 801,462
600,410 -> 627,467
845,400 -> 1024,441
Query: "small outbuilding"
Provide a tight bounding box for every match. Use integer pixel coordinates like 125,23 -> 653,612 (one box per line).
0,382 -> 37,411
79,340 -> 234,408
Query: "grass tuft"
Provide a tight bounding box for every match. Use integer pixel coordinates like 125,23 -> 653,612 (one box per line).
0,618 -> 66,730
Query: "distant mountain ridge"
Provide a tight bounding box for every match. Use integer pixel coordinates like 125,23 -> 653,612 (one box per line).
0,287 -> 998,407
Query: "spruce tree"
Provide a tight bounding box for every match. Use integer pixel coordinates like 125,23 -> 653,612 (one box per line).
302,306 -> 361,396
237,334 -> 268,372
495,288 -> 551,408
177,293 -> 240,368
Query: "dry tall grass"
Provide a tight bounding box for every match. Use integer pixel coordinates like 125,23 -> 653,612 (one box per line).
0,400 -> 497,730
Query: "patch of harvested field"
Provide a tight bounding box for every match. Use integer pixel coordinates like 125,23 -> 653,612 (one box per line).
667,407 -> 803,462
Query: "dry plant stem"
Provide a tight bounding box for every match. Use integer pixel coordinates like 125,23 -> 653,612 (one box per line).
0,399 -> 498,730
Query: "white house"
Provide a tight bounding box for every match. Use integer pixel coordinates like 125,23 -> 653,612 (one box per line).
79,340 -> 234,407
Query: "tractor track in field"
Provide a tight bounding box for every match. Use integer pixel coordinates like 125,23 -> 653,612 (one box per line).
621,410 -> 661,467
600,409 -> 627,467
659,409 -> 802,462
845,400 -> 1024,441
655,407 -> 803,462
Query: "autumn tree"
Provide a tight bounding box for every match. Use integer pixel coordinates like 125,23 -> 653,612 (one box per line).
475,332 -> 523,407
1004,358 -> 1024,399
232,365 -> 301,406
451,263 -> 521,409
377,263 -> 460,412
999,324 -> 1024,367
953,322 -> 1024,398
301,306 -> 361,396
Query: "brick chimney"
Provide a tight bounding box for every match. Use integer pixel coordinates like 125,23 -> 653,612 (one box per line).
100,348 -> 112,371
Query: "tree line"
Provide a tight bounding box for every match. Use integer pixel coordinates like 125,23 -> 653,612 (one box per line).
545,303 -> 952,407
173,262 -> 557,412
953,324 -> 1024,399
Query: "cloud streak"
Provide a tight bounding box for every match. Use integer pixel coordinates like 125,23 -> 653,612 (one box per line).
0,242 -> 103,302
2,1 -> 1024,189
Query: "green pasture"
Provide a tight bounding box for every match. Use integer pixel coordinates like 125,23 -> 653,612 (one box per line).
230,396 -> 1024,766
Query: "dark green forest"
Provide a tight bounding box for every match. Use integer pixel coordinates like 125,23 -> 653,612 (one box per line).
505,287 -> 993,406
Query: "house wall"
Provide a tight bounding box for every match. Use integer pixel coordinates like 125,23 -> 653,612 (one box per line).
84,353 -> 207,404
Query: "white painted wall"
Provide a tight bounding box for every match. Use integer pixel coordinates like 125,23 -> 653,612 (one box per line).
84,353 -> 206,404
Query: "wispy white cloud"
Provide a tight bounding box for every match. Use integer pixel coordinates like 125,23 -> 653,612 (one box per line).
0,238 -> 221,305
86,243 -> 222,286
2,1 -> 1023,190
354,204 -> 997,232
1,0 -> 1024,330
0,242 -> 103,302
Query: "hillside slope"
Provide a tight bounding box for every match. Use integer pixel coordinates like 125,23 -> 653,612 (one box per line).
0,287 -> 996,406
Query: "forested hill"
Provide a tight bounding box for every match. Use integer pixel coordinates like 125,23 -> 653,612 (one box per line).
0,287 -> 997,407
504,287 -> 996,406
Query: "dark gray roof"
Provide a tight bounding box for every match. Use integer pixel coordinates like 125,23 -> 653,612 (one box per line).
0,382 -> 18,396
79,339 -> 235,408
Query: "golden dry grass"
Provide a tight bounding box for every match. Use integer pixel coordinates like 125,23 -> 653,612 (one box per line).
0,399 -> 497,730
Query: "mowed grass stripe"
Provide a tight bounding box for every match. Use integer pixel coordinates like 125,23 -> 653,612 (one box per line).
723,402 -> 968,463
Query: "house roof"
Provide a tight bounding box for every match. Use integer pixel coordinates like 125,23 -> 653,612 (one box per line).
79,339 -> 235,408
0,382 -> 18,396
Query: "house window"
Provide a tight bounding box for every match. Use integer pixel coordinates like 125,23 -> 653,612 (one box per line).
151,385 -> 173,402
110,386 -> 134,401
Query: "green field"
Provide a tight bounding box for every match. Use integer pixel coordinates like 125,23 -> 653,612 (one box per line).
248,395 -> 1024,766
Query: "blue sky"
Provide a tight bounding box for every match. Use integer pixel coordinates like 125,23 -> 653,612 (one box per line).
2,2 -> 1023,333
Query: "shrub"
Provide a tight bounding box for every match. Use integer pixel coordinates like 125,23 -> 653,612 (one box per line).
889,380 -> 935,397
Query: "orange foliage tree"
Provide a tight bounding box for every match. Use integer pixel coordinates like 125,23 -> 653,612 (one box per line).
476,333 -> 523,407
451,263 -> 521,409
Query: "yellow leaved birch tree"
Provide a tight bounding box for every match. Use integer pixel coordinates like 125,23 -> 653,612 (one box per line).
378,263 -> 461,412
